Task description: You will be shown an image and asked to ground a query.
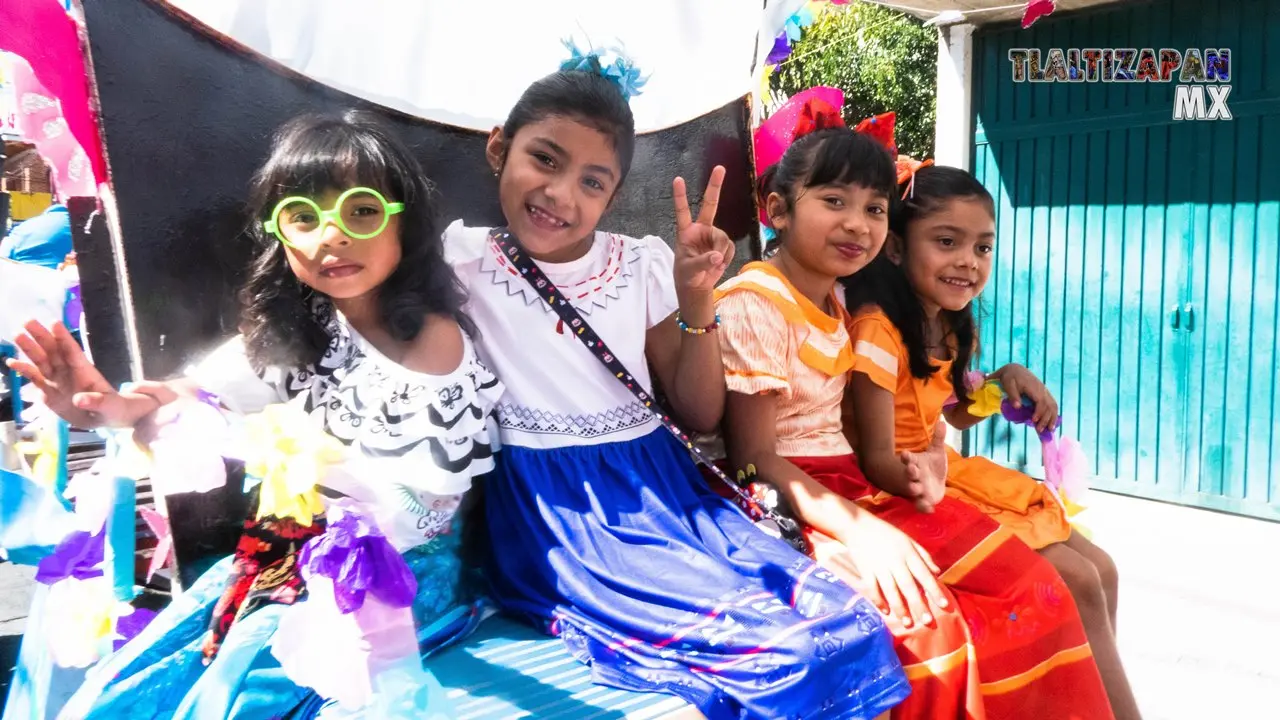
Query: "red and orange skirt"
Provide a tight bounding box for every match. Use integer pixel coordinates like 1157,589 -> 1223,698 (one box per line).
787,454 -> 1113,720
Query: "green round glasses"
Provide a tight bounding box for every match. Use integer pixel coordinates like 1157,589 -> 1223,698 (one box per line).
263,187 -> 405,248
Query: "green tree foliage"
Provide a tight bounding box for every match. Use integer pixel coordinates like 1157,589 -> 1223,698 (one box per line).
770,1 -> 938,158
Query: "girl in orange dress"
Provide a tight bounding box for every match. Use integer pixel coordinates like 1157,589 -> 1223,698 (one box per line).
843,164 -> 1140,719
715,105 -> 1116,720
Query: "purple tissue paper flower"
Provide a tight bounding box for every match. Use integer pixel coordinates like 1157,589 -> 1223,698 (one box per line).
766,35 -> 793,65
298,510 -> 416,614
35,530 -> 105,585
1001,397 -> 1062,443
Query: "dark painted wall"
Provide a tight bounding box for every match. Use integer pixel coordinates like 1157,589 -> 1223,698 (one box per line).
81,0 -> 758,381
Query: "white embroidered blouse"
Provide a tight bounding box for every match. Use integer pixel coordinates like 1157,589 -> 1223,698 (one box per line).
444,221 -> 678,450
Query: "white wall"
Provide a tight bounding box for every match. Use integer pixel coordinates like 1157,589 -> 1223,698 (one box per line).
933,22 -> 975,172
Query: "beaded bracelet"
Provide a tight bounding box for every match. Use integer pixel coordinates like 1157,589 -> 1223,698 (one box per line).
676,312 -> 721,335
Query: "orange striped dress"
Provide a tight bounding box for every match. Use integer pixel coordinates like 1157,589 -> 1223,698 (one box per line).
716,263 -> 1114,720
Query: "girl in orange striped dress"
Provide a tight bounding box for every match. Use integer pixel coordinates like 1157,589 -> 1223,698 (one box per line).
842,164 -> 1140,719
715,104 -> 1118,719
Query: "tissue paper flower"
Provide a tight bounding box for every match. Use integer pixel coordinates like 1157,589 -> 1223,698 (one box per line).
14,416 -> 62,488
35,529 -> 104,585
968,380 -> 1006,418
298,505 -> 416,613
273,574 -> 421,710
274,504 -> 424,709
44,574 -> 134,668
146,398 -> 236,496
62,467 -> 116,534
243,405 -> 344,526
138,506 -> 172,582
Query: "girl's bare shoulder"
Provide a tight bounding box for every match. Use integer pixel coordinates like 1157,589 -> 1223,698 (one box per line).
401,314 -> 467,376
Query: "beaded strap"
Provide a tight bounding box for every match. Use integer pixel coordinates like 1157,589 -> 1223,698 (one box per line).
488,228 -> 808,552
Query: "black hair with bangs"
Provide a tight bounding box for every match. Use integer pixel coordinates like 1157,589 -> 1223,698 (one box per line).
758,127 -> 896,248
239,110 -> 470,371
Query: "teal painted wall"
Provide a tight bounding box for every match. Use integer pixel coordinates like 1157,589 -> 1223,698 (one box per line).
969,0 -> 1280,520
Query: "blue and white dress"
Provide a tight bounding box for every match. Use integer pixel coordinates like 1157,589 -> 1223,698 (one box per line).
56,302 -> 503,719
446,221 -> 909,720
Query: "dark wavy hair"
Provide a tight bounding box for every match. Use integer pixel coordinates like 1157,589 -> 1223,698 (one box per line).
844,165 -> 995,401
239,110 -> 471,371
501,70 -> 636,184
758,128 -> 897,256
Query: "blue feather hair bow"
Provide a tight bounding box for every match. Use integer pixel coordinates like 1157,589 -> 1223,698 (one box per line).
560,38 -> 648,101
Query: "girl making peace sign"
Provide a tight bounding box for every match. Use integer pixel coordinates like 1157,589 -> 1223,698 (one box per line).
444,46 -> 909,720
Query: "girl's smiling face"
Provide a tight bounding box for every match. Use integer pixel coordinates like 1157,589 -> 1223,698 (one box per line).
487,115 -> 622,262
768,181 -> 890,279
892,197 -> 995,315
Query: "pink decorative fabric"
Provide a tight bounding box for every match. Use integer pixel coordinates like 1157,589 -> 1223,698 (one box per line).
0,1 -> 104,199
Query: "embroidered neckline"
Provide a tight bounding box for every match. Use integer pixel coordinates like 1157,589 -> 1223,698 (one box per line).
479,231 -> 643,315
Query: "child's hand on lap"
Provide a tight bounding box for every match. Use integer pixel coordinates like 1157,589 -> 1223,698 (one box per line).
991,363 -> 1059,433
840,513 -> 950,630
671,165 -> 735,321
899,423 -> 949,513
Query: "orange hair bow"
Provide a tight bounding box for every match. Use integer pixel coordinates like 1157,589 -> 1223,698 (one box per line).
897,157 -> 934,199
792,105 -> 934,199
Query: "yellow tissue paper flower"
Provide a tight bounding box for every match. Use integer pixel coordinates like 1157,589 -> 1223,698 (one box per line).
15,429 -> 60,488
758,65 -> 773,108
968,380 -> 1005,418
1063,495 -> 1087,518
45,575 -> 134,669
242,405 -> 344,526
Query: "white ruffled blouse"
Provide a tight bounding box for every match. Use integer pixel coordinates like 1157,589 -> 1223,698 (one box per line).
187,301 -> 503,551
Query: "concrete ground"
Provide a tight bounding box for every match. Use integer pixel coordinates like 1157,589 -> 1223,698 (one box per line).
0,561 -> 32,706
0,491 -> 1277,718
1080,491 -> 1280,720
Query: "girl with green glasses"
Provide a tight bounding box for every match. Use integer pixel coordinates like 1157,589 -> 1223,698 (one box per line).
9,110 -> 498,718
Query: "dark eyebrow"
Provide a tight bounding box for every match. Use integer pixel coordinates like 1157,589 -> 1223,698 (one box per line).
586,164 -> 617,180
931,224 -> 963,233
531,136 -> 567,157
813,183 -> 888,200
930,224 -> 994,237
530,136 -> 617,180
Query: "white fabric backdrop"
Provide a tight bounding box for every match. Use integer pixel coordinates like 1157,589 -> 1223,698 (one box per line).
165,0 -> 806,132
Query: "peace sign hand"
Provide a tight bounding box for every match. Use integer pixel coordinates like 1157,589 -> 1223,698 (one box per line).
672,165 -> 736,302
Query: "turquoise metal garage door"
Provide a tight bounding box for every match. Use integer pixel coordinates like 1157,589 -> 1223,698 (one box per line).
968,0 -> 1280,520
